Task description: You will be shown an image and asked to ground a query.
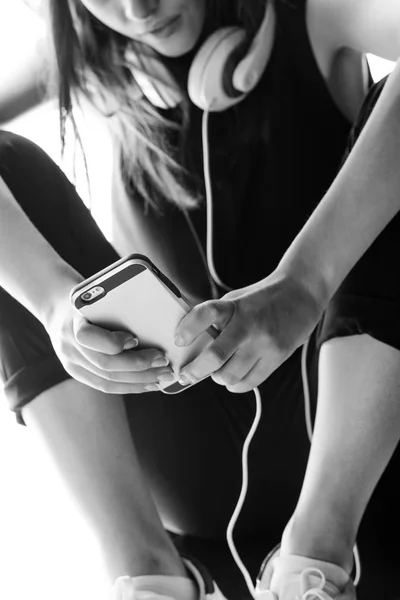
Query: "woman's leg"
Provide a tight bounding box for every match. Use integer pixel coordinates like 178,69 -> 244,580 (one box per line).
275,76 -> 400,581
281,334 -> 400,573
0,132 -> 308,596
0,131 -> 187,584
22,379 -> 186,583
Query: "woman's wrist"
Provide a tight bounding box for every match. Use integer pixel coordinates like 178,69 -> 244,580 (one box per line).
275,257 -> 333,316
36,265 -> 84,329
253,267 -> 327,352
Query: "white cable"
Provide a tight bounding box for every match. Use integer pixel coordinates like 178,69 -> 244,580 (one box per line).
201,104 -> 260,595
181,208 -> 220,300
226,387 -> 263,600
201,108 -> 232,293
300,342 -> 361,586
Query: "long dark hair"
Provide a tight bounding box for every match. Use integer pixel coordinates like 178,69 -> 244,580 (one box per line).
47,0 -> 266,211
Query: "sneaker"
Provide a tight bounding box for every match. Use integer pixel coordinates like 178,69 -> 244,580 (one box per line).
255,546 -> 356,600
111,556 -> 228,600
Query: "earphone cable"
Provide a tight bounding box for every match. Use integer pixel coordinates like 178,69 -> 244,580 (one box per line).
226,387 -> 262,600
201,105 -> 260,595
201,108 -> 233,293
181,207 -> 220,300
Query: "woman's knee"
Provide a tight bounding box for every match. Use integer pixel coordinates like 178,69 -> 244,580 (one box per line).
319,334 -> 400,397
0,130 -> 118,274
21,378 -> 120,427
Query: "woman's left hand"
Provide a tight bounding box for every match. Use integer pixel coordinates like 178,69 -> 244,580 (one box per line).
175,270 -> 325,393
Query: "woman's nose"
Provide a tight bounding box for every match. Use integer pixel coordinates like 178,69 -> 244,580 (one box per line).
123,0 -> 159,21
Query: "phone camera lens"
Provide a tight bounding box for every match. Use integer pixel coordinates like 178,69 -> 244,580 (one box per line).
82,292 -> 92,301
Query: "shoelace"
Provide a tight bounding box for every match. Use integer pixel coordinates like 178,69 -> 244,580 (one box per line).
296,567 -> 335,600
258,568 -> 336,600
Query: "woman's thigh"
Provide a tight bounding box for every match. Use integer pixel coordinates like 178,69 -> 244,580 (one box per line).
316,214 -> 400,546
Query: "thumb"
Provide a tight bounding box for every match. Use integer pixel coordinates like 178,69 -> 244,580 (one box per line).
74,315 -> 138,354
175,299 -> 234,346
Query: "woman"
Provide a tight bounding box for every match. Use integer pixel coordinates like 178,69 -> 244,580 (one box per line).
1,1 -> 400,598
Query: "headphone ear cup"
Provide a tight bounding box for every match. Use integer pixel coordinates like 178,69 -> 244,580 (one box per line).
188,26 -> 247,111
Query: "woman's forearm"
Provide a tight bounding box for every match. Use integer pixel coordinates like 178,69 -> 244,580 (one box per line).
0,175 -> 82,325
278,59 -> 400,306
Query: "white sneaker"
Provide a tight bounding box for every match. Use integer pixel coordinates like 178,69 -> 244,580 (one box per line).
255,549 -> 356,600
112,557 -> 228,600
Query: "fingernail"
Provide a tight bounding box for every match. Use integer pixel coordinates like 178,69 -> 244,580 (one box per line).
174,335 -> 186,347
151,356 -> 169,368
145,383 -> 160,392
157,372 -> 176,383
124,337 -> 139,350
178,374 -> 194,386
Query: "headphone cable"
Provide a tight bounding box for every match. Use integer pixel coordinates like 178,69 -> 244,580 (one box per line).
201,107 -> 232,293
201,106 -> 261,598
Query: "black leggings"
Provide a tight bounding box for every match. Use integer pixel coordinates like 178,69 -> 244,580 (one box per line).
1,75 -> 400,544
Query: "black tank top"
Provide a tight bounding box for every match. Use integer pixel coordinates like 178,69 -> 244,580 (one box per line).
112,0 -> 352,302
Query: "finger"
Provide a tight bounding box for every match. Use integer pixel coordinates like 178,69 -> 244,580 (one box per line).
62,346 -> 174,386
74,317 -> 138,354
178,319 -> 245,384
86,363 -> 174,385
211,347 -> 259,388
67,354 -> 174,386
224,357 -> 274,393
175,300 -> 234,347
78,345 -> 170,372
67,364 -> 159,395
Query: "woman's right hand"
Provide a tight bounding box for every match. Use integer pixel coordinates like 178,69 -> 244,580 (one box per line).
44,295 -> 174,394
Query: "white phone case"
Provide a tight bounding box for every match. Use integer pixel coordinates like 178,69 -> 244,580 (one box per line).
70,255 -> 216,393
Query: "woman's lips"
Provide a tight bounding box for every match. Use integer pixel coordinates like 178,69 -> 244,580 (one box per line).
147,15 -> 181,38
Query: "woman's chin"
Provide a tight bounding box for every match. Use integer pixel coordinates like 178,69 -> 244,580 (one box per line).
154,35 -> 200,58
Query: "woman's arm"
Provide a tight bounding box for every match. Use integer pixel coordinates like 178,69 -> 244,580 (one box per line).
176,60 -> 400,391
0,172 -> 174,393
278,58 -> 400,306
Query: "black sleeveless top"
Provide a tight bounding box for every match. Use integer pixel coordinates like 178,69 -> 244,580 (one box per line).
111,0 -> 352,303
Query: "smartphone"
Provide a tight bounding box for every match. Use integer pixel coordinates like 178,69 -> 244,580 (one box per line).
70,254 -> 218,393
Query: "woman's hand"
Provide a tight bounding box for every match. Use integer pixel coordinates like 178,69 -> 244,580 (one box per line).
44,295 -> 174,394
175,270 -> 325,393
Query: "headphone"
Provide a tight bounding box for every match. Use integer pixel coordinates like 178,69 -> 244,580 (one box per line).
189,1 -> 276,111
126,1 -> 276,112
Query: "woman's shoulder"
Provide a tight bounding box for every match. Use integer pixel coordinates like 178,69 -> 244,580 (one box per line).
307,0 -> 400,63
